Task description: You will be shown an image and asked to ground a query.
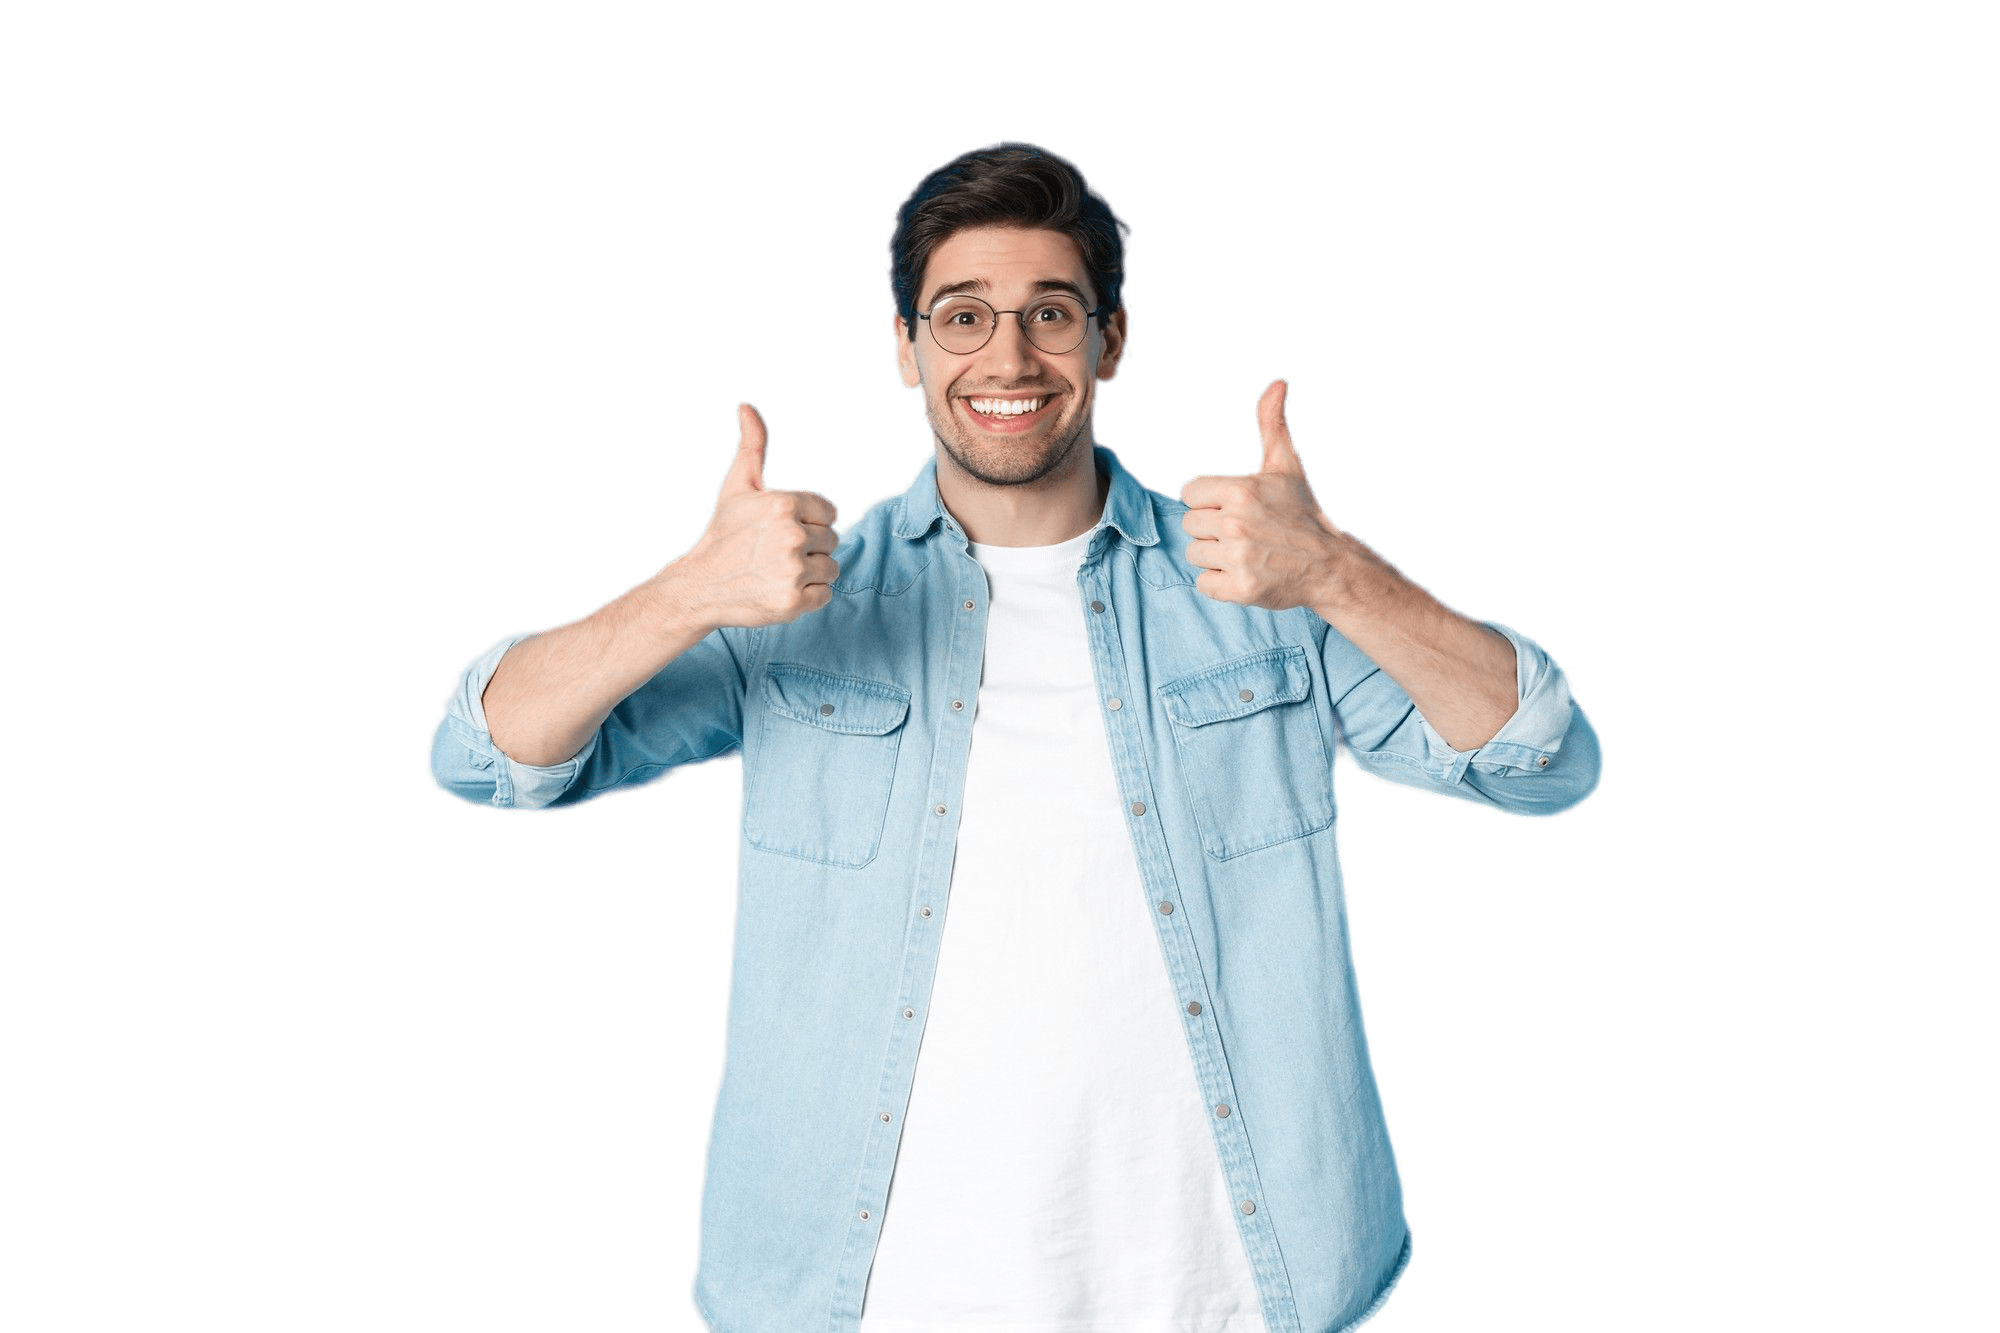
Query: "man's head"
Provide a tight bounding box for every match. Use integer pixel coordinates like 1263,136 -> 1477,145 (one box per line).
891,144 -> 1129,489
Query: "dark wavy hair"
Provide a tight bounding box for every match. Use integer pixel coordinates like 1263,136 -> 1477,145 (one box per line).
890,143 -> 1128,340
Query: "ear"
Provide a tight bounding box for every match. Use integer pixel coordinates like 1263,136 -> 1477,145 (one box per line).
1093,307 -> 1128,382
894,312 -> 921,388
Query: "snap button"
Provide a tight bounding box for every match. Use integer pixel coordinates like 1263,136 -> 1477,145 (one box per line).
1538,755 -> 1550,767
919,906 -> 932,918
951,699 -> 964,710
1130,800 -> 1146,815
963,599 -> 975,610
1215,1104 -> 1231,1118
820,703 -> 835,715
902,1007 -> 915,1019
1240,1200 -> 1255,1215
860,1209 -> 871,1220
1186,1001 -> 1202,1015
934,804 -> 947,815
1239,689 -> 1253,702
1107,697 -> 1122,710
1090,600 -> 1105,613
880,1111 -> 891,1122
1158,900 -> 1173,915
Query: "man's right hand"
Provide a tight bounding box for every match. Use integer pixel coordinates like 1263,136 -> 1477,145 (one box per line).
481,404 -> 832,767
653,404 -> 841,633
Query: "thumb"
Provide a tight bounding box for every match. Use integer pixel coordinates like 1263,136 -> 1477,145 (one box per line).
719,403 -> 767,495
1257,379 -> 1303,476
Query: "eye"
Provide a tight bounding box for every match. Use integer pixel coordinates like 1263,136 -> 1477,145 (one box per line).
1030,303 -> 1073,324
933,300 -> 989,328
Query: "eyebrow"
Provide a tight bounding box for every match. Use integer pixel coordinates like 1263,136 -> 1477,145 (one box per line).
924,277 -> 1094,308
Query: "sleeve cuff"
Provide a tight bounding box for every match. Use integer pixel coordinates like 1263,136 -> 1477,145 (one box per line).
445,633 -> 599,809
1411,621 -> 1575,783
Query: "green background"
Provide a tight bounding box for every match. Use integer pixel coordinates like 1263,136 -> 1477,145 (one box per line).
11,2 -> 1984,1328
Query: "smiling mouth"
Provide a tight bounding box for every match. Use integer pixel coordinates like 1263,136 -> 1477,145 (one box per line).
959,394 -> 1057,428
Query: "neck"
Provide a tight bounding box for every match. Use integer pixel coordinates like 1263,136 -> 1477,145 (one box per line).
935,436 -> 1109,547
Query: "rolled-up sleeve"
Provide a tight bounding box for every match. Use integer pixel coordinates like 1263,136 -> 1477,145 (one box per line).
431,623 -> 755,810
1320,618 -> 1600,816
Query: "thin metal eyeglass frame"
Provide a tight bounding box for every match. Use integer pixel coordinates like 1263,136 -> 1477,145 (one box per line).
916,293 -> 1111,356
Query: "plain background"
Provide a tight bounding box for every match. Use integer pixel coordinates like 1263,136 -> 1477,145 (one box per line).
5,2 -> 1994,1330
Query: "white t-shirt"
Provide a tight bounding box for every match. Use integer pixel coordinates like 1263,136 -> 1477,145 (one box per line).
858,524 -> 1265,1333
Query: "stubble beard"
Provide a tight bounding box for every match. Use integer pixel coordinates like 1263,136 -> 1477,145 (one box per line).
926,389 -> 1092,489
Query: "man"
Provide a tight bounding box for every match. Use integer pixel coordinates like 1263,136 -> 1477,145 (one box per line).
432,143 -> 1600,1333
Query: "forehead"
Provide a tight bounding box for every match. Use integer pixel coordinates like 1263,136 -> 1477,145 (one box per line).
919,225 -> 1093,306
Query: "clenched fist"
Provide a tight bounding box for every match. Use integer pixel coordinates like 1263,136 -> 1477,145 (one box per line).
657,404 -> 841,632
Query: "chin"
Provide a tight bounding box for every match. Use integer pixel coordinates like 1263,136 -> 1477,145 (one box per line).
938,412 -> 1086,488
947,445 -> 1056,488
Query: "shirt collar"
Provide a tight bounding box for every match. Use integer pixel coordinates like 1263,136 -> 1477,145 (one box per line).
891,443 -> 1160,547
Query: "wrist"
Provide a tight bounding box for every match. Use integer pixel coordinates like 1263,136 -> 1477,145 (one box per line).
1312,533 -> 1371,619
632,562 -> 720,644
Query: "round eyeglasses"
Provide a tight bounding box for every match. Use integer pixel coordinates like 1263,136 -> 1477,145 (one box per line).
917,292 -> 1110,356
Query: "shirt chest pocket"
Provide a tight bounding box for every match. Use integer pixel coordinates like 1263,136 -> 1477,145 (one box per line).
743,663 -> 912,869
1157,644 -> 1335,861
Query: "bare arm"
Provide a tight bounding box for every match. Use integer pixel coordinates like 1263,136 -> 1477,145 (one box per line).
1308,543 -> 1518,751
481,568 -> 716,768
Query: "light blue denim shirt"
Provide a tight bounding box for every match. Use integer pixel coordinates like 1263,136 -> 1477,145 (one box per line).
431,443 -> 1600,1333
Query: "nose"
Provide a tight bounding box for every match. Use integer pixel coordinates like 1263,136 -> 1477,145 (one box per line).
985,310 -> 1039,377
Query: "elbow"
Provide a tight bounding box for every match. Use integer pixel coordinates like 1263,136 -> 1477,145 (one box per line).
430,715 -> 504,807
430,713 -> 593,810
1520,702 -> 1601,816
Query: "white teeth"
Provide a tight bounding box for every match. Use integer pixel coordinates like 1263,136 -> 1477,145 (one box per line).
969,397 -> 1044,416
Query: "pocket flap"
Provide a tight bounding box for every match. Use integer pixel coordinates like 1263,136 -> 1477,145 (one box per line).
762,663 -> 911,735
1158,645 -> 1311,728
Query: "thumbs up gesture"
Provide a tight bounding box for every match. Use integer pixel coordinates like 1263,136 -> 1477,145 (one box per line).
664,404 -> 842,631
1178,380 -> 1351,612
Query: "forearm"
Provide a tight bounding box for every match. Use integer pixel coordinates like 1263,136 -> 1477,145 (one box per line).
1312,536 -> 1518,752
482,565 -> 717,768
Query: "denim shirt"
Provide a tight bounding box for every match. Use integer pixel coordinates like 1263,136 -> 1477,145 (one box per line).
431,443 -> 1601,1333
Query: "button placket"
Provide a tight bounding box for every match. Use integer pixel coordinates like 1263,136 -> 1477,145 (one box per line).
1076,563 -> 1288,1314
845,550 -> 990,1290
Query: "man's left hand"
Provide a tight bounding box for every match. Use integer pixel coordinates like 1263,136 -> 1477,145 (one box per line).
1179,380 -> 1348,612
